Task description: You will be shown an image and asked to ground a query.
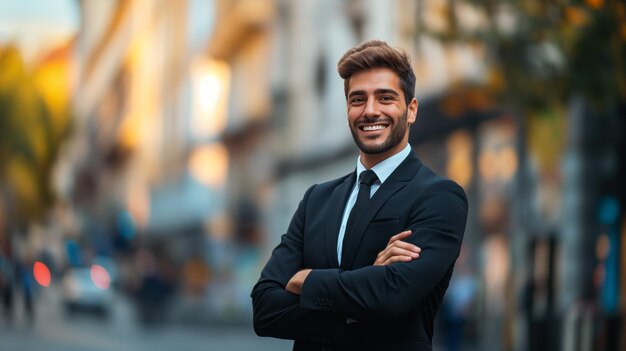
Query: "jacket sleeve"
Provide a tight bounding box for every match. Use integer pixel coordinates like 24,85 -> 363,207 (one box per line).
299,180 -> 468,320
251,185 -> 345,343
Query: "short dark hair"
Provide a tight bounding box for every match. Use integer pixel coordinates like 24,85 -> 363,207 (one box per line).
337,40 -> 416,105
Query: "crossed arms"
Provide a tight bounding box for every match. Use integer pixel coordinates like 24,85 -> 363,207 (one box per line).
285,230 -> 418,294
251,180 -> 467,340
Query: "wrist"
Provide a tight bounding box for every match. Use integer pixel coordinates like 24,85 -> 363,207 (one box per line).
286,268 -> 312,295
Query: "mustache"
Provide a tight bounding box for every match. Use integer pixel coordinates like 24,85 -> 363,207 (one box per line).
355,116 -> 392,125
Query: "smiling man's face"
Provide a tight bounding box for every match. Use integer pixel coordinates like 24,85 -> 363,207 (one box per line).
346,67 -> 417,167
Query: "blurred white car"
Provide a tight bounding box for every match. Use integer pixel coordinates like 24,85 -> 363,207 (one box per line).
62,266 -> 113,316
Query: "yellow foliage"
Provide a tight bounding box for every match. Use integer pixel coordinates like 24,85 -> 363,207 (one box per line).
34,60 -> 71,137
6,157 -> 39,211
0,47 -> 25,94
12,78 -> 48,167
0,44 -> 71,222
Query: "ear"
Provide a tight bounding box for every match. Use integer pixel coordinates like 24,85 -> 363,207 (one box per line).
407,98 -> 418,125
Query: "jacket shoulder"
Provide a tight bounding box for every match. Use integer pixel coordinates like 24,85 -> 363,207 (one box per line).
410,160 -> 466,200
310,173 -> 352,193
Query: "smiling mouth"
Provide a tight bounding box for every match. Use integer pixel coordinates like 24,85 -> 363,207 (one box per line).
360,124 -> 388,131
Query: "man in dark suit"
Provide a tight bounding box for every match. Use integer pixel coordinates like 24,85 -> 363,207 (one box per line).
251,40 -> 468,350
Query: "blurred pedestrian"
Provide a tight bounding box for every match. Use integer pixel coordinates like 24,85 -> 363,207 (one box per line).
439,272 -> 478,351
18,259 -> 36,324
134,248 -> 175,325
0,253 -> 14,324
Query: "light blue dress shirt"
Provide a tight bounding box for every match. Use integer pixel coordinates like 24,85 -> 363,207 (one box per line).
336,144 -> 412,264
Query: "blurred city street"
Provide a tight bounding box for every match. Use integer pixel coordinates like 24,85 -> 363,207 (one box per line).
0,0 -> 624,350
0,285 -> 290,351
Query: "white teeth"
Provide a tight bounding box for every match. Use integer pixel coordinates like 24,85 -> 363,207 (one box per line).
363,125 -> 386,131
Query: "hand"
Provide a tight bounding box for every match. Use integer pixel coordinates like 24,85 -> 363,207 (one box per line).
286,269 -> 312,295
374,230 -> 421,266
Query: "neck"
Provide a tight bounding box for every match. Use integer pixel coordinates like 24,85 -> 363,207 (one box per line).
360,141 -> 408,169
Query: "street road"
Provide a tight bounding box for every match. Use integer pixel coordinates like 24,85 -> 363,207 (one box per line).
0,286 -> 291,351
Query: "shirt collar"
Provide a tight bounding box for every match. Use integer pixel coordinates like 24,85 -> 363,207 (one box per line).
355,143 -> 412,184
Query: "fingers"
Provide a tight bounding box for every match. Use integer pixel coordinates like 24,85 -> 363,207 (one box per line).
388,246 -> 420,258
375,252 -> 415,266
378,240 -> 421,258
375,248 -> 420,265
387,240 -> 421,254
375,231 -> 422,266
387,230 -> 412,244
383,255 -> 414,265
375,245 -> 421,266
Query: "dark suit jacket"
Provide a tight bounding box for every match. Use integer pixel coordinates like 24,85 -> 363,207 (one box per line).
251,152 -> 468,351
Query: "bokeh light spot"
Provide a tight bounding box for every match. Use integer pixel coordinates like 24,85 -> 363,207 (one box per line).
33,261 -> 51,287
90,264 -> 111,289
188,143 -> 229,187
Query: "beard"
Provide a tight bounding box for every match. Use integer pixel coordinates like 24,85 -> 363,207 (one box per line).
349,109 -> 408,155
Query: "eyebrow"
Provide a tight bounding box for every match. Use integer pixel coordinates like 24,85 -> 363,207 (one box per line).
348,88 -> 400,99
374,88 -> 400,96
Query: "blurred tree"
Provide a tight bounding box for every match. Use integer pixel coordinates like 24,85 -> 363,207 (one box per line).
0,45 -> 72,231
419,0 -> 624,107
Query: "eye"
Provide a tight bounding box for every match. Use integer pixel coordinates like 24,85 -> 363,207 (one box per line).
380,95 -> 393,102
350,97 -> 365,104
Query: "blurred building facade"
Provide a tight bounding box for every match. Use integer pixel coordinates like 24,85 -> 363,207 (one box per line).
58,0 -> 232,322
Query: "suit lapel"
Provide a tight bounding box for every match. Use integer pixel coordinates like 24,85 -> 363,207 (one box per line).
341,153 -> 422,270
324,173 -> 356,268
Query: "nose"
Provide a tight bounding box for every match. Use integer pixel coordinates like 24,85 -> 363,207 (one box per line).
363,97 -> 380,117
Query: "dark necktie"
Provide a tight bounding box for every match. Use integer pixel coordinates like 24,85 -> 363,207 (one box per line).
343,170 -> 379,249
